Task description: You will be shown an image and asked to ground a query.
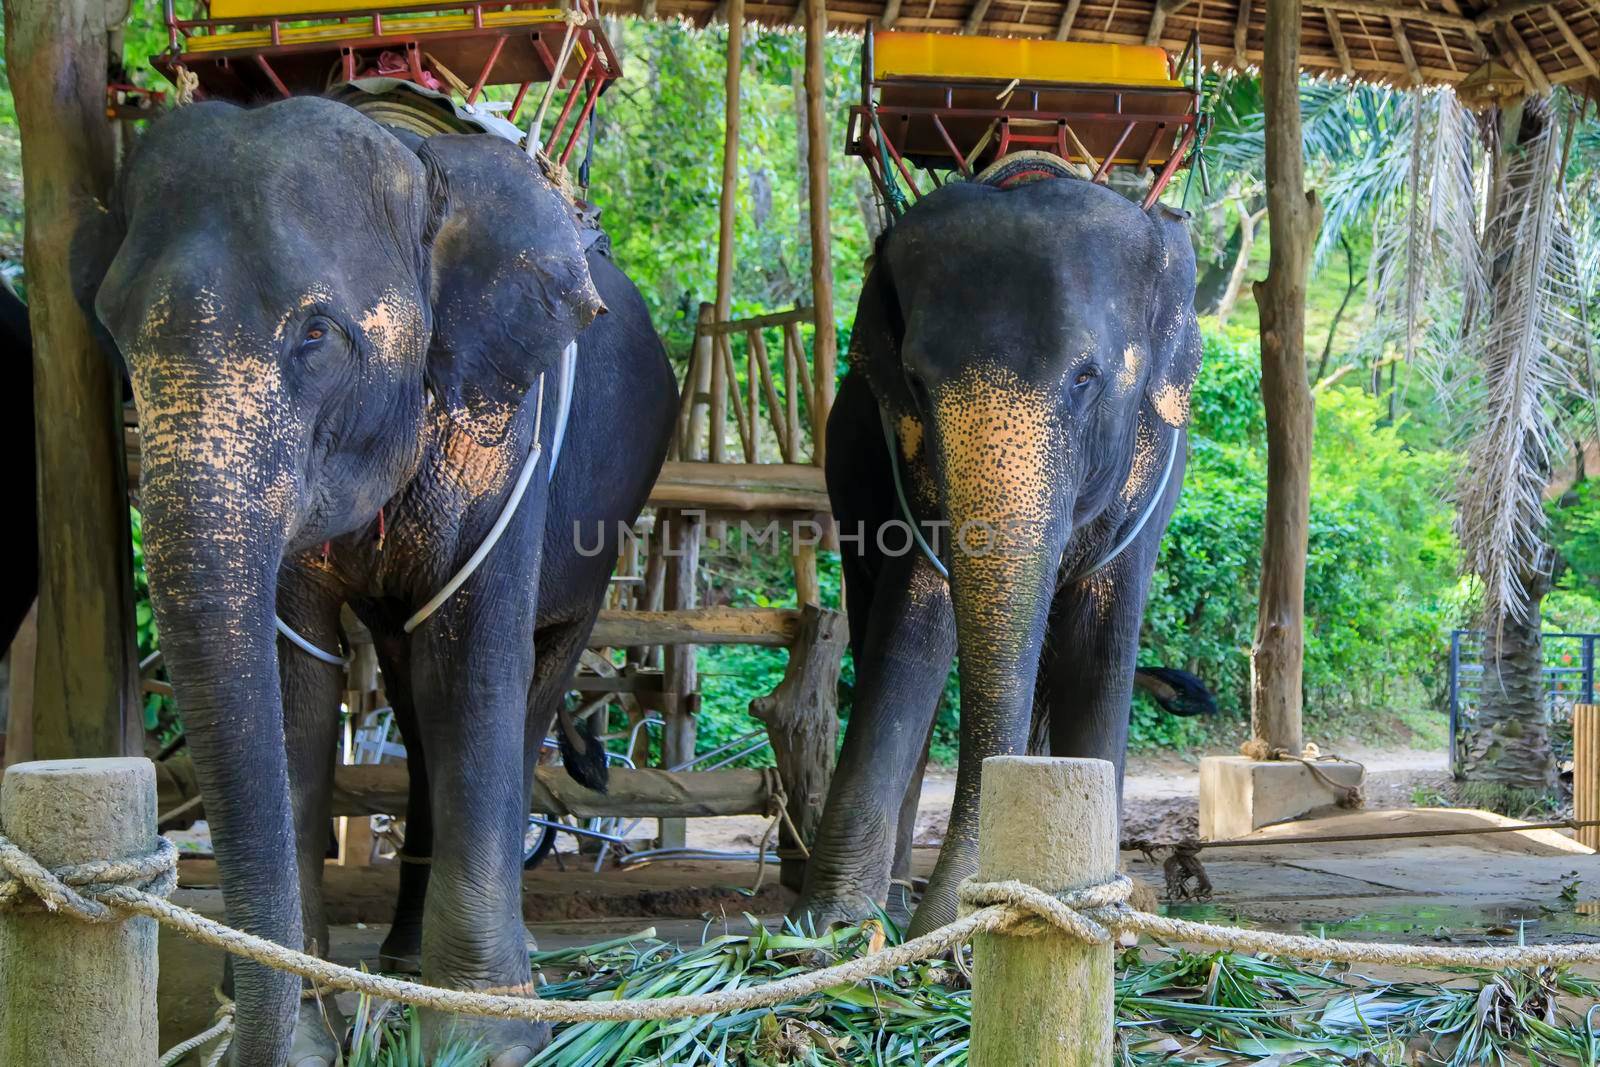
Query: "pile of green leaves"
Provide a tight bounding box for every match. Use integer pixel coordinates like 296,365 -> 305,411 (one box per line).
338,922 -> 1600,1066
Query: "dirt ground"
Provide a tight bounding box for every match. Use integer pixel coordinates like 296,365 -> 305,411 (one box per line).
678,744 -> 1458,854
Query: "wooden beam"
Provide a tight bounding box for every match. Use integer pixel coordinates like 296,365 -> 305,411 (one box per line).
156,758 -> 778,821
1325,9 -> 1355,77
1144,0 -> 1193,45
963,0 -> 994,33
1437,0 -> 1490,59
1054,0 -> 1083,41
1499,19 -> 1554,90
804,0 -> 837,467
648,460 -> 830,514
1235,0 -> 1254,67
1549,7 -> 1600,77
1476,0 -> 1559,31
1249,0 -> 1322,759
1389,14 -> 1424,85
591,607 -> 803,648
880,0 -> 902,27
1308,1 -> 1475,34
5,0 -> 141,760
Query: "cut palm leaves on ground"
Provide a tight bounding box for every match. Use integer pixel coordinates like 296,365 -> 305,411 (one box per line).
334,920 -> 1600,1067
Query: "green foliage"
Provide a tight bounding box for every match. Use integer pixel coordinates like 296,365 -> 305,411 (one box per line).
1136,326 -> 1460,750
342,926 -> 1600,1066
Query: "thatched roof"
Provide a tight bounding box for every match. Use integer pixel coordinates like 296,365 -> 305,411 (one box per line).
627,0 -> 1600,96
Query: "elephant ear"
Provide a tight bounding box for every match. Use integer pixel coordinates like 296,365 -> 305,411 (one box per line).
1145,204 -> 1202,429
849,241 -> 915,417
418,135 -> 603,446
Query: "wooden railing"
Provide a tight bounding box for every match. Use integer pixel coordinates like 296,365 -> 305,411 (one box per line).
671,302 -> 824,468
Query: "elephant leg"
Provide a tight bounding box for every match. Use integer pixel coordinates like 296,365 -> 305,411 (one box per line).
1039,557 -> 1156,793
370,634 -> 430,974
277,579 -> 348,1067
525,613 -> 603,794
791,553 -> 954,928
412,598 -> 547,1062
886,710 -> 938,929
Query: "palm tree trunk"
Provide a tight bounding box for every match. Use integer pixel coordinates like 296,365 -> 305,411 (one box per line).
1462,563 -> 1556,809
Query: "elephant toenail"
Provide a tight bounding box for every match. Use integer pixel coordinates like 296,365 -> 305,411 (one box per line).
489,1045 -> 535,1067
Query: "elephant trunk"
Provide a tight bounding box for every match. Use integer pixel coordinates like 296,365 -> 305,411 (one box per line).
908,372 -> 1072,936
140,427 -> 302,1063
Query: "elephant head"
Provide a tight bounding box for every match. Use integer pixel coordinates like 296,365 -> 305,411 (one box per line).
84,97 -> 600,1064
850,177 -> 1200,930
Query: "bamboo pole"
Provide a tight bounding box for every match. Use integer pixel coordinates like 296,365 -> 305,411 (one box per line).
969,756 -> 1117,1066
802,0 -> 836,468
0,757 -> 160,1062
711,0 -> 744,465
1577,704 -> 1599,852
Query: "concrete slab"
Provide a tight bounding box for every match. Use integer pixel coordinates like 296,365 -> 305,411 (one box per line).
1199,755 -> 1364,839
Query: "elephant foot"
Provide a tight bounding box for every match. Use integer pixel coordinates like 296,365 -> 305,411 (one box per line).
906,848 -> 977,939
290,998 -> 344,1067
421,1009 -> 550,1067
378,923 -> 423,974
219,1000 -> 341,1067
787,889 -> 881,933
885,882 -> 917,931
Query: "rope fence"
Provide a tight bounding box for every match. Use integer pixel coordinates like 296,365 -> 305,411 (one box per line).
1,755 -> 1597,1065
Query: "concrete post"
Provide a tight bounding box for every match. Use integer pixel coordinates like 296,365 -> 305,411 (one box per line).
969,755 -> 1116,1067
0,757 -> 160,1061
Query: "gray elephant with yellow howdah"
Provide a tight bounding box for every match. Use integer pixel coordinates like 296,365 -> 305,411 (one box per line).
792,165 -> 1205,936
80,95 -> 675,1066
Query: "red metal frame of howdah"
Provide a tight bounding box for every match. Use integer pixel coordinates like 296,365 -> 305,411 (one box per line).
848,24 -> 1203,213
152,0 -> 618,166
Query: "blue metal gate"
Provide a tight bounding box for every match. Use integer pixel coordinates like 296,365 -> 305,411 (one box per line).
1447,629 -> 1591,773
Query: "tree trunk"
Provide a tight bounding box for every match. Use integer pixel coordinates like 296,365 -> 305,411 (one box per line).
1463,564 -> 1556,806
1460,98 -> 1558,810
1249,0 -> 1322,759
4,0 -> 140,759
1215,198 -> 1266,324
803,0 -> 836,466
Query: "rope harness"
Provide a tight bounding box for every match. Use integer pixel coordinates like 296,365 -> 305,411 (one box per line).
276,339 -> 578,661
882,409 -> 1181,584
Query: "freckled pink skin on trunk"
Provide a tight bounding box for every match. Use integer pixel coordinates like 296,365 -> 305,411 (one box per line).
910,365 -> 1073,936
131,285 -> 310,1067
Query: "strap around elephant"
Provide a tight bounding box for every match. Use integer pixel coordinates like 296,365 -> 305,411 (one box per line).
881,407 -> 1179,585
276,340 -> 578,661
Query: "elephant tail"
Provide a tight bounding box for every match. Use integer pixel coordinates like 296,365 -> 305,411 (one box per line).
556,704 -> 610,793
1133,667 -> 1217,718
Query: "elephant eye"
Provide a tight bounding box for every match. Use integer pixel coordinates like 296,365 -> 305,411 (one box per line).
1073,367 -> 1099,388
298,318 -> 334,354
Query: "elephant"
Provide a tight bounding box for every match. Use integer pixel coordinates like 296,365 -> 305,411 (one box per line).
791,172 -> 1203,937
83,95 -> 676,1065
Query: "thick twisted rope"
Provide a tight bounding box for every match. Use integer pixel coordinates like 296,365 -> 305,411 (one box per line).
6,833 -> 1600,1032
0,834 -> 177,922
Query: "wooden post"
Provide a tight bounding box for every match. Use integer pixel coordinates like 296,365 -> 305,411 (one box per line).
5,0 -> 142,759
710,0 -> 745,465
0,757 -> 160,1061
1248,0 -> 1321,760
337,639 -> 380,866
803,0 -> 837,468
749,605 -> 846,889
969,756 -> 1116,1066
1576,704 -> 1599,852
658,508 -> 702,848
3,604 -> 38,769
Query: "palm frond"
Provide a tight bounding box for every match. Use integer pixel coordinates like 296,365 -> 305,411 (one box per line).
1455,103 -> 1592,628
